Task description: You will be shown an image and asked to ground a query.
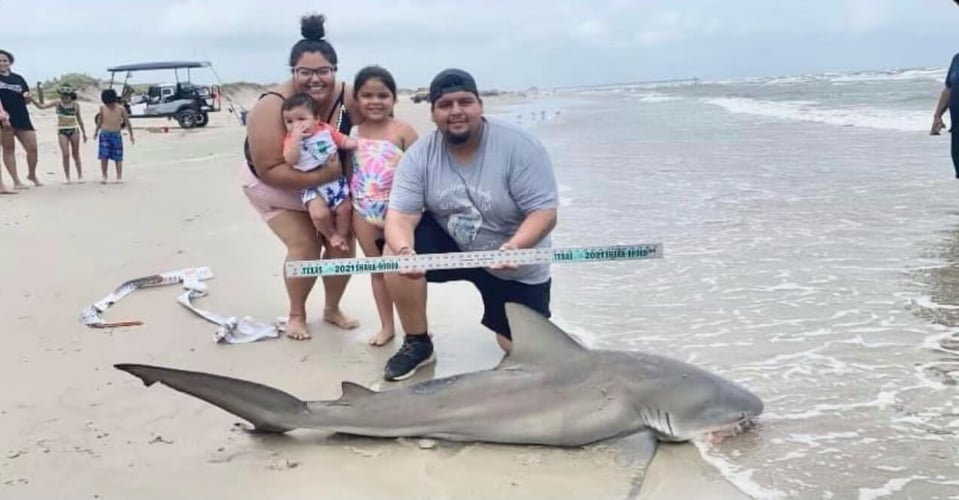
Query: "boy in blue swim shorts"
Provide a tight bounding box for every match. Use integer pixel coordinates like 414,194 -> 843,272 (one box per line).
93,89 -> 134,184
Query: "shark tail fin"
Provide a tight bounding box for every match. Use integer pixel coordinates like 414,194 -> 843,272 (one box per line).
114,363 -> 308,433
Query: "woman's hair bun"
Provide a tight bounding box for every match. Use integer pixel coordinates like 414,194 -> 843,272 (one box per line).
300,14 -> 326,41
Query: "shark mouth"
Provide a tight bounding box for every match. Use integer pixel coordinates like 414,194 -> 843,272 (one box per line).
697,417 -> 757,445
641,408 -> 757,444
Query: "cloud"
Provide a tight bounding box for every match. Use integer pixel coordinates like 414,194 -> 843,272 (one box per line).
6,0 -> 956,50
4,0 -> 959,87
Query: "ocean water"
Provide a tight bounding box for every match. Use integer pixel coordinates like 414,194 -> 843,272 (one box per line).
494,67 -> 959,499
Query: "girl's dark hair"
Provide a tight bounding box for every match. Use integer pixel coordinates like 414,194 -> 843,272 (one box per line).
289,14 -> 338,68
0,50 -> 14,64
353,65 -> 397,99
281,93 -> 320,116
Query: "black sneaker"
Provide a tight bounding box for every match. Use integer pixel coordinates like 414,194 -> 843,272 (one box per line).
384,335 -> 435,381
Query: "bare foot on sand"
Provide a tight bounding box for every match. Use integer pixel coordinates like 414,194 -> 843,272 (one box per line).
368,328 -> 395,346
0,187 -> 17,195
14,183 -> 29,190
324,308 -> 359,330
27,175 -> 42,187
286,314 -> 311,340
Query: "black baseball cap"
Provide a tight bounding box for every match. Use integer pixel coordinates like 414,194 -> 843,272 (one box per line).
429,68 -> 479,103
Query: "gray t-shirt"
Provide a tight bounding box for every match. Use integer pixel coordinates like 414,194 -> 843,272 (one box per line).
389,116 -> 559,284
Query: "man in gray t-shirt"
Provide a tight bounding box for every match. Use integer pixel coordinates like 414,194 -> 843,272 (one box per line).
378,68 -> 560,381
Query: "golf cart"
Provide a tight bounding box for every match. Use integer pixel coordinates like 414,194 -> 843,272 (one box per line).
104,61 -> 224,129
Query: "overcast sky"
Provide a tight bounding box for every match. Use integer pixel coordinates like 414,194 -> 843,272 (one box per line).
3,0 -> 959,89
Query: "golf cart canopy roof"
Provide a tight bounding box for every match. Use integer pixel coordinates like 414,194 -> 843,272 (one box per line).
107,61 -> 212,72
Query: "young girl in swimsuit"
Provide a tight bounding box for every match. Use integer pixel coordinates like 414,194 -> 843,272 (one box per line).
349,66 -> 420,346
33,84 -> 87,183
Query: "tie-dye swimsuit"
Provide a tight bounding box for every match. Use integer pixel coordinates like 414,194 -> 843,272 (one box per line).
350,135 -> 405,227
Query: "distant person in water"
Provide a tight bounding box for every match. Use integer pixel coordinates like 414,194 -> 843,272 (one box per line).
93,88 -> 134,184
931,1 -> 959,178
33,84 -> 88,184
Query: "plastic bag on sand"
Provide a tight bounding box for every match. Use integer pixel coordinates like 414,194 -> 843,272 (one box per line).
80,266 -> 282,344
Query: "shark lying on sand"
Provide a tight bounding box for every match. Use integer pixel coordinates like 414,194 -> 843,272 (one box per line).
115,302 -> 763,447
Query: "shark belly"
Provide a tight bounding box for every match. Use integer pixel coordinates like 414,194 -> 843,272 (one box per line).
312,375 -> 643,447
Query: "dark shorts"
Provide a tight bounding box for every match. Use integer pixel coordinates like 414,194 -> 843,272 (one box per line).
377,213 -> 551,339
5,114 -> 34,132
0,116 -> 34,132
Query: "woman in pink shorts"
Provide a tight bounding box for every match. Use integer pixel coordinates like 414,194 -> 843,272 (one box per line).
241,13 -> 364,340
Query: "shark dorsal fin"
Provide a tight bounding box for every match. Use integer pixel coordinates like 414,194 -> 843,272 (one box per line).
497,302 -> 587,368
339,381 -> 376,401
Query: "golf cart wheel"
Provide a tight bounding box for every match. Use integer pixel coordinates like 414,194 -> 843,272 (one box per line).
195,112 -> 209,128
176,109 -> 198,129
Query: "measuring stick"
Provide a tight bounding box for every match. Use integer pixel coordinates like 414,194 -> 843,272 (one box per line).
286,243 -> 663,278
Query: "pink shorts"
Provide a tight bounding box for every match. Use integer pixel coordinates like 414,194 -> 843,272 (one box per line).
240,167 -> 307,222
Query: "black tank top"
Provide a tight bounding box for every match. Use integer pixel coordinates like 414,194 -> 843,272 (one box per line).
244,83 -> 353,178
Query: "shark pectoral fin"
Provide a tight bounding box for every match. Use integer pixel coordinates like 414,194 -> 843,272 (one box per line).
337,381 -> 377,402
114,363 -> 307,433
498,302 -> 588,369
611,429 -> 659,500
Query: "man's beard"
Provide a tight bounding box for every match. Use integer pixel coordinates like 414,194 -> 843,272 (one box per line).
444,128 -> 471,145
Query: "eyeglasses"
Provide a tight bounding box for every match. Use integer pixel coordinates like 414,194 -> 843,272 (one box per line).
293,66 -> 335,79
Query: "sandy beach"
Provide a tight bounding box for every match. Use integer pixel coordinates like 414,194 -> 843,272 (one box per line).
0,91 -> 751,499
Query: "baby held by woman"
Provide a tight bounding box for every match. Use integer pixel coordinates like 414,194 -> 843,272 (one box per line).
281,93 -> 357,251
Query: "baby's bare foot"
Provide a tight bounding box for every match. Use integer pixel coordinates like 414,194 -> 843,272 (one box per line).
329,233 -> 348,252
367,328 -> 395,346
323,308 -> 359,330
286,314 -> 312,340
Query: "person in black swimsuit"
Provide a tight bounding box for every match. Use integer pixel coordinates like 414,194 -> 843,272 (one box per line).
0,49 -> 41,188
241,13 -> 366,341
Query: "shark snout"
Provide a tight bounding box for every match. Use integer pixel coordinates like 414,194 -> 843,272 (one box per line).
638,373 -> 764,442
682,378 -> 764,440
738,386 -> 764,417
